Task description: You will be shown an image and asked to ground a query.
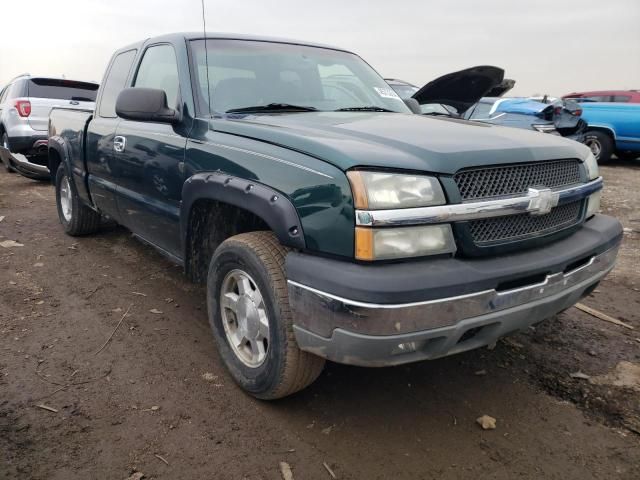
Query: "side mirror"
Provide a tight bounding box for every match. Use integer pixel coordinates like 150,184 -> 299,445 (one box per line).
115,88 -> 179,123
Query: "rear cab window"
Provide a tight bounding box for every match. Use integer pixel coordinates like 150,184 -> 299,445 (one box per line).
27,78 -> 98,101
98,49 -> 137,118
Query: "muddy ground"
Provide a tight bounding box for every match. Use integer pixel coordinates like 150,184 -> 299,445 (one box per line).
1,161 -> 639,480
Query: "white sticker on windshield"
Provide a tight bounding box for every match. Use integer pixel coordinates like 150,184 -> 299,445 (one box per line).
374,86 -> 402,100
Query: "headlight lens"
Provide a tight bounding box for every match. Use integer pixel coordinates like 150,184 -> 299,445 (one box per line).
586,190 -> 601,219
355,225 -> 456,260
348,171 -> 445,209
583,151 -> 599,180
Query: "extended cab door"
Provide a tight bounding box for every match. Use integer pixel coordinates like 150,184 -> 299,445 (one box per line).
86,49 -> 138,220
113,43 -> 187,259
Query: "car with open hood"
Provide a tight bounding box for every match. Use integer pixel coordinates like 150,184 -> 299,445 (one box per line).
464,96 -> 587,142
387,68 -> 585,142
47,33 -> 620,399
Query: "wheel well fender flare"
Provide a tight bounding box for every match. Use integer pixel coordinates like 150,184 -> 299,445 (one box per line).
585,125 -> 616,140
181,172 -> 306,253
47,136 -> 72,176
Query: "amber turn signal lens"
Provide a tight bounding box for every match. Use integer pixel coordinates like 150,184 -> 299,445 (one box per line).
355,227 -> 374,261
346,171 -> 369,209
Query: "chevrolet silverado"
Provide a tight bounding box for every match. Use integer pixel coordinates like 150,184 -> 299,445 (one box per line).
48,33 -> 621,399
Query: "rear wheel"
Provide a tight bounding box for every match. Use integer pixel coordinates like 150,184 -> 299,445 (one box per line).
207,231 -> 325,399
584,130 -> 613,163
55,164 -> 101,235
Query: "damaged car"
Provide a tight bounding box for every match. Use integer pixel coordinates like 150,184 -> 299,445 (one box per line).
388,67 -> 586,142
387,66 -> 510,116
0,74 -> 98,180
464,97 -> 587,142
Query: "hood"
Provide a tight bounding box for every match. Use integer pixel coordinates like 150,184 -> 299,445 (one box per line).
411,66 -> 505,112
210,112 -> 587,174
485,78 -> 515,97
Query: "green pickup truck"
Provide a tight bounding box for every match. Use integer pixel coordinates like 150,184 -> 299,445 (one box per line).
48,33 -> 621,399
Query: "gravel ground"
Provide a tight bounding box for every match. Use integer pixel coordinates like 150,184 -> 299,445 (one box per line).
1,160 -> 639,480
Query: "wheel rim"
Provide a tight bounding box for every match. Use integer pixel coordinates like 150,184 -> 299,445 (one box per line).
586,137 -> 601,160
59,176 -> 73,222
220,269 -> 270,368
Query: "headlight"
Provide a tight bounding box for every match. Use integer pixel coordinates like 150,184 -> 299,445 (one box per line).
532,124 -> 559,135
347,171 -> 445,209
355,225 -> 456,260
586,190 -> 601,219
583,151 -> 599,180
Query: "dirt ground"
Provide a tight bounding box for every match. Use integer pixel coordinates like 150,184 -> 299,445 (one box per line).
1,161 -> 639,480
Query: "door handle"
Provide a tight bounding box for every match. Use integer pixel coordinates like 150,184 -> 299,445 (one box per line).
113,136 -> 126,153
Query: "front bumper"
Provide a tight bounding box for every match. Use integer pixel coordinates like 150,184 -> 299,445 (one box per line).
287,214 -> 622,366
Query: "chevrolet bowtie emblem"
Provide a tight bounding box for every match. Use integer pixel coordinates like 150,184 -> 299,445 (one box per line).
527,187 -> 559,216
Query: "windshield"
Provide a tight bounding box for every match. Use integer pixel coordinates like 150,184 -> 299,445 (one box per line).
190,39 -> 410,115
388,83 -> 419,100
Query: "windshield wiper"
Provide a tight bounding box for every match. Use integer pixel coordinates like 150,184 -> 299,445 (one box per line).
226,103 -> 318,114
335,106 -> 395,112
421,111 -> 455,117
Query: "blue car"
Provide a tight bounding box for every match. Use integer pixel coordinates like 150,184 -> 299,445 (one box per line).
580,102 -> 640,162
386,69 -> 587,143
464,97 -> 587,143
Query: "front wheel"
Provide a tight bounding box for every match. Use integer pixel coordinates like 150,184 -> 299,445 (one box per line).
55,164 -> 102,235
207,231 -> 325,399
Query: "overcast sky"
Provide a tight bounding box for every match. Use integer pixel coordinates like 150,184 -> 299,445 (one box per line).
1,0 -> 638,96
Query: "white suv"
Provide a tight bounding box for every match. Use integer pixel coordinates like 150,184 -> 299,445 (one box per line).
0,74 -> 98,178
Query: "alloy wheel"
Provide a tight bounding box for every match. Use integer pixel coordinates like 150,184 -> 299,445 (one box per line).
220,269 -> 270,367
59,176 -> 73,222
586,137 -> 602,160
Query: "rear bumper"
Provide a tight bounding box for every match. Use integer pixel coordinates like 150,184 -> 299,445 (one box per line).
0,145 -> 50,180
9,134 -> 48,154
5,120 -> 48,154
287,214 -> 622,366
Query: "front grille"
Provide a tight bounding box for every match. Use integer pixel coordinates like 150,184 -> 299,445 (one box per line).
468,201 -> 582,244
454,159 -> 582,201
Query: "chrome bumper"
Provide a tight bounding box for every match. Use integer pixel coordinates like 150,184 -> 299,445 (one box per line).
288,245 -> 618,366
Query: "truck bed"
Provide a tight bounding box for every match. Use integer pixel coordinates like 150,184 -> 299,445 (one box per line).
49,107 -> 94,201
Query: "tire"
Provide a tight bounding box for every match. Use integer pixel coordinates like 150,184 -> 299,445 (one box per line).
2,132 -> 14,172
207,231 -> 325,399
55,163 -> 101,235
584,130 -> 614,163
